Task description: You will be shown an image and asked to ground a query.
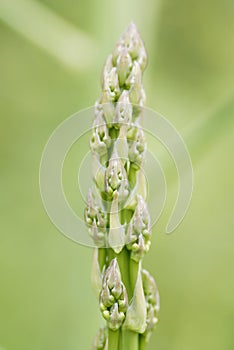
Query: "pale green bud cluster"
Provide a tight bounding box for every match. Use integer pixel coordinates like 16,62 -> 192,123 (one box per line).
142,269 -> 160,342
127,124 -> 146,170
126,195 -> 151,262
84,189 -> 107,247
104,148 -> 129,201
91,327 -> 107,350
85,22 -> 150,251
100,259 -> 128,331
87,23 -> 160,349
90,110 -> 111,165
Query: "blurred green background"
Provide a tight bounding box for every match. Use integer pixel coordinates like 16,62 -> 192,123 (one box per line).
1,0 -> 234,349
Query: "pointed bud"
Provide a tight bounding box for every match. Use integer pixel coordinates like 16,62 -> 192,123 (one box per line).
118,286 -> 128,312
114,90 -> 132,126
102,283 -> 115,307
125,60 -> 141,88
109,303 -> 125,331
104,149 -> 129,200
84,189 -> 107,247
126,220 -> 137,246
101,90 -> 115,125
123,261 -> 147,333
126,195 -> 151,261
92,155 -> 105,192
109,67 -> 119,93
123,162 -> 144,210
126,61 -> 144,105
102,54 -> 113,76
90,110 -> 110,161
124,166 -> 147,211
125,23 -> 147,71
85,188 -> 97,222
91,327 -> 107,350
122,22 -> 140,59
142,269 -> 160,312
135,195 -> 150,231
133,234 -> 145,260
102,310 -> 110,320
91,248 -> 103,299
116,48 -> 132,86
102,55 -> 120,101
102,62 -> 120,102
112,41 -> 123,66
137,46 -> 147,72
111,276 -> 122,299
115,124 -> 129,164
142,269 -> 160,341
92,220 -> 106,248
137,167 -> 147,201
113,22 -> 147,71
107,258 -> 121,289
128,124 -> 146,169
100,259 -> 128,330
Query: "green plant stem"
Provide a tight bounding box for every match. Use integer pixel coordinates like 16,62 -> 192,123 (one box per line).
108,329 -> 119,350
139,335 -> 146,350
117,248 -> 132,298
98,248 -> 106,271
121,329 -> 139,350
129,259 -> 139,294
119,328 -> 122,350
87,24 -> 156,349
108,248 -> 115,264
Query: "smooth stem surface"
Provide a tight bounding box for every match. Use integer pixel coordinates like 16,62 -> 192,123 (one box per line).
121,329 -> 139,350
117,248 -> 132,299
108,329 -> 119,350
108,248 -> 116,264
139,335 -> 147,350
98,248 -> 106,271
129,259 -> 139,294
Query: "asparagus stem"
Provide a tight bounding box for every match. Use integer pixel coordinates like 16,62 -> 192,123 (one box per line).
85,23 -> 160,350
121,329 -> 139,350
98,248 -> 106,271
108,247 -> 116,264
129,259 -> 139,296
139,335 -> 147,350
117,248 -> 132,298
108,329 -> 119,350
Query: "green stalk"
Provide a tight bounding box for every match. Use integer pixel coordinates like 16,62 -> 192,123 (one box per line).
121,329 -> 139,350
108,247 -> 116,263
108,329 -> 119,350
118,251 -> 140,349
117,248 -> 132,298
139,335 -> 146,350
129,259 -> 139,296
98,248 -> 106,271
86,23 -> 160,350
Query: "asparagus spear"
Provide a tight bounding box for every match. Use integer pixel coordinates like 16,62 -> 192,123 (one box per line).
85,22 -> 159,350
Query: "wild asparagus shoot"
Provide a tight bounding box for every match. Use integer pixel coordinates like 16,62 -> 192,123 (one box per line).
85,22 -> 159,350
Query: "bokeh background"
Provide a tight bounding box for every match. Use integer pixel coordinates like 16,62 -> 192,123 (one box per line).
1,0 -> 234,349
